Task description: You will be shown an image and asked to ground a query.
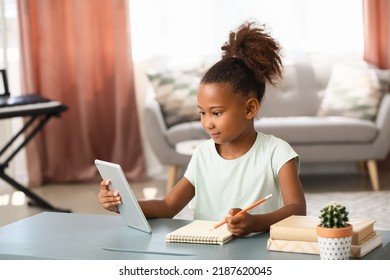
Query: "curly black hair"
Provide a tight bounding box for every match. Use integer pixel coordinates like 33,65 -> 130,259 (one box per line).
201,21 -> 283,102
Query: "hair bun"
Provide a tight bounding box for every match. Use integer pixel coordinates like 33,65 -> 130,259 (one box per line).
221,21 -> 283,86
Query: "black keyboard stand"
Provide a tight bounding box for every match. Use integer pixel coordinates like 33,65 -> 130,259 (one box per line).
0,101 -> 71,213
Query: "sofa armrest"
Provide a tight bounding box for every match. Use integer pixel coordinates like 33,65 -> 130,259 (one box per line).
372,93 -> 390,158
145,97 -> 169,136
144,98 -> 191,166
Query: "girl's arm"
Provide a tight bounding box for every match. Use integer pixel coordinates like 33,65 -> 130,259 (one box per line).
139,177 -> 195,218
227,159 -> 306,236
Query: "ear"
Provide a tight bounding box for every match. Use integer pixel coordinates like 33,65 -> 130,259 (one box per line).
245,98 -> 260,119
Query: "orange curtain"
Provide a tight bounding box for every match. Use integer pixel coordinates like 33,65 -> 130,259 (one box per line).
363,0 -> 390,69
17,0 -> 146,186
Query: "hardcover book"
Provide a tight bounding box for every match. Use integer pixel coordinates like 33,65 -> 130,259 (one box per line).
269,215 -> 376,245
267,231 -> 382,258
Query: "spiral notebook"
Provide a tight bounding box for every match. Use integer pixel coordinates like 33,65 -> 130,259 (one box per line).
165,220 -> 234,245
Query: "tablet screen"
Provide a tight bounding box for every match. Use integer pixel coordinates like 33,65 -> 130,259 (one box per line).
95,159 -> 152,233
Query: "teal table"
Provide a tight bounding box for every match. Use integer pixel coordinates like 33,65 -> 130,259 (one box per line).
0,212 -> 389,260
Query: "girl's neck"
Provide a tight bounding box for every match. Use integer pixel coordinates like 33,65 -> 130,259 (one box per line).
216,130 -> 257,160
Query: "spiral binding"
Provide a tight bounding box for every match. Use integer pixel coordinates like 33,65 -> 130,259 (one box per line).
167,234 -> 220,244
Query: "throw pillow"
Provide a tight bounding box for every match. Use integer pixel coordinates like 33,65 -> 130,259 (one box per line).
318,61 -> 382,121
146,70 -> 201,128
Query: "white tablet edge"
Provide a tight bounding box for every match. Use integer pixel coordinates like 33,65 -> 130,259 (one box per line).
95,159 -> 152,234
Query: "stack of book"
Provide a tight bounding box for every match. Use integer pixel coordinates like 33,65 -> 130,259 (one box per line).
267,215 -> 382,258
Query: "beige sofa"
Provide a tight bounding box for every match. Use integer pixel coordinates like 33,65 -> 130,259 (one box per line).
143,54 -> 390,191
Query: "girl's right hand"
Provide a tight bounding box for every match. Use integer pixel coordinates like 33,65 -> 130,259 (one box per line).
98,179 -> 121,213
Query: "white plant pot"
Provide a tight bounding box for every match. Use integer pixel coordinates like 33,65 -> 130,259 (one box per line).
317,236 -> 352,260
316,224 -> 353,260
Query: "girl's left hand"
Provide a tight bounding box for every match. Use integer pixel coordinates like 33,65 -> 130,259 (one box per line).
225,208 -> 255,237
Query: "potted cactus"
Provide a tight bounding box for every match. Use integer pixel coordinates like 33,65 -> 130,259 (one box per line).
316,202 -> 353,260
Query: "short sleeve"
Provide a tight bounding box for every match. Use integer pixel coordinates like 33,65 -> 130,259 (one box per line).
183,148 -> 198,186
270,137 -> 300,175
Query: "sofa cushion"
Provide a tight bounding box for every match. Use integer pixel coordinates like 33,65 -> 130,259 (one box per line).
318,61 -> 382,121
260,57 -> 322,118
254,116 -> 377,144
146,70 -> 201,128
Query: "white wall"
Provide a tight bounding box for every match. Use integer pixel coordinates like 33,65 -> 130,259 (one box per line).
0,64 -> 29,189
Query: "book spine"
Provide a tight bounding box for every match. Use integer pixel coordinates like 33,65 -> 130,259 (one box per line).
270,227 -> 317,242
267,238 -> 319,255
350,232 -> 382,258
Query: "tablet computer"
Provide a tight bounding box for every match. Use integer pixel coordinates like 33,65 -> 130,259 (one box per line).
95,159 -> 152,233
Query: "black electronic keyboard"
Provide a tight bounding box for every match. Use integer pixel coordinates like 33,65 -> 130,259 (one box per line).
0,69 -> 69,212
0,94 -> 50,108
0,99 -> 65,119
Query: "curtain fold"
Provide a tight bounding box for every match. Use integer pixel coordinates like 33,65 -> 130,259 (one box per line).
363,0 -> 390,171
17,0 -> 146,186
363,0 -> 390,69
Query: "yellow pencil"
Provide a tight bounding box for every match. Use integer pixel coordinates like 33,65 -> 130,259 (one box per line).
211,193 -> 273,230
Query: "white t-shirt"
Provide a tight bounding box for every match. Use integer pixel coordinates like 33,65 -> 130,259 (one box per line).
184,132 -> 299,221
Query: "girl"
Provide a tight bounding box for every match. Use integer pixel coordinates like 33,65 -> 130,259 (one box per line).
98,21 -> 306,237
